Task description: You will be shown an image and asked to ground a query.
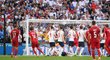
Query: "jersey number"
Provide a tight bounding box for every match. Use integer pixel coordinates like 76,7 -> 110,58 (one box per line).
13,32 -> 16,38
32,34 -> 36,38
93,31 -> 97,38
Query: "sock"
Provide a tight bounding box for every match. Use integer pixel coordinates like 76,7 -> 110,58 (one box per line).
45,47 -> 48,55
105,46 -> 110,54
48,48 -> 52,55
51,47 -> 55,56
11,48 -> 14,54
102,49 -> 105,56
12,48 -> 15,55
97,49 -> 101,57
99,49 -> 102,56
70,47 -> 74,54
88,47 -> 91,55
15,48 -> 18,56
92,49 -> 95,59
59,47 -> 63,56
79,47 -> 84,56
75,47 -> 79,55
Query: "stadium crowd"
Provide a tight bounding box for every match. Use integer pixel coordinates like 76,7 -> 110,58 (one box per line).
0,0 -> 110,43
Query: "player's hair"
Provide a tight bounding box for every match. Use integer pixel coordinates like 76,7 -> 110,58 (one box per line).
70,25 -> 73,29
13,24 -> 17,28
80,25 -> 83,29
29,27 -> 34,30
60,26 -> 63,29
87,25 -> 91,29
102,28 -> 104,33
51,26 -> 54,29
92,21 -> 96,25
104,24 -> 109,28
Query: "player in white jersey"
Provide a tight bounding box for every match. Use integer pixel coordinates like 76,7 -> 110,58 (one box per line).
57,26 -> 65,56
100,29 -> 106,56
78,26 -> 85,56
68,26 -> 76,55
47,26 -> 56,56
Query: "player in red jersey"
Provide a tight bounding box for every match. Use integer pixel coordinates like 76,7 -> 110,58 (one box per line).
85,25 -> 91,55
74,30 -> 79,55
89,21 -> 101,60
103,24 -> 110,57
29,27 -> 44,56
74,31 -> 79,47
10,24 -> 20,58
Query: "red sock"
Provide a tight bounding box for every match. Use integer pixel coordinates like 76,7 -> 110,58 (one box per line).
97,49 -> 101,57
105,46 -> 110,54
37,47 -> 44,55
15,49 -> 18,56
88,49 -> 91,55
32,48 -> 37,55
92,50 -> 95,59
12,48 -> 15,55
88,47 -> 91,55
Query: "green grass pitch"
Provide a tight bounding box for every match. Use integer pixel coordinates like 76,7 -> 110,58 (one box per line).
0,56 -> 110,60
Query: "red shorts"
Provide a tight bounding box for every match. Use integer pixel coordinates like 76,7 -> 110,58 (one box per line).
105,39 -> 110,47
32,41 -> 39,48
12,40 -> 19,47
74,39 -> 79,47
91,40 -> 100,49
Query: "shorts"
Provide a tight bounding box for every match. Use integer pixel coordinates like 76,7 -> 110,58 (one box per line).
69,41 -> 74,46
50,42 -> 55,47
32,41 -> 39,48
105,40 -> 110,47
100,43 -> 104,49
58,42 -> 64,47
74,40 -> 79,46
79,42 -> 85,47
91,41 -> 100,49
12,40 -> 19,47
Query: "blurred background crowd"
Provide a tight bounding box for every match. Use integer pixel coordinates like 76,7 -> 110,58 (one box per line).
0,0 -> 110,43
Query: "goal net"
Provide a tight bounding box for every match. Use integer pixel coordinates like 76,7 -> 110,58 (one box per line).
20,19 -> 110,55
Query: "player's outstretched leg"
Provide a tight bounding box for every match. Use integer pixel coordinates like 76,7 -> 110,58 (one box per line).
14,47 -> 18,58
11,47 -> 15,58
91,49 -> 96,60
32,47 -> 37,56
69,46 -> 74,55
79,47 -> 84,56
75,46 -> 79,55
37,47 -> 45,55
104,45 -> 110,57
88,46 -> 91,55
97,49 -> 101,60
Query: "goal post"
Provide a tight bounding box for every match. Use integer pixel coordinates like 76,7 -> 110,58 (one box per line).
22,19 -> 110,55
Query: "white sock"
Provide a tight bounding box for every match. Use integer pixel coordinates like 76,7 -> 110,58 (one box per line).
48,48 -> 52,55
102,49 -> 105,56
75,47 -> 79,55
45,47 -> 48,55
64,45 -> 68,52
100,49 -> 103,55
79,47 -> 84,56
51,47 -> 56,56
70,47 -> 74,54
59,47 -> 63,56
